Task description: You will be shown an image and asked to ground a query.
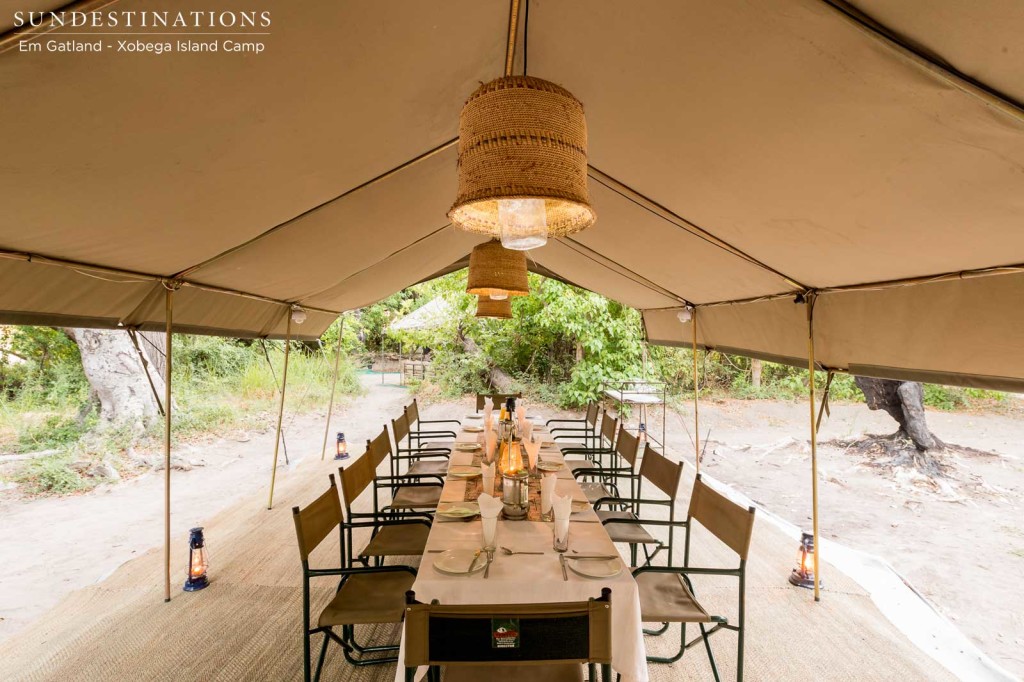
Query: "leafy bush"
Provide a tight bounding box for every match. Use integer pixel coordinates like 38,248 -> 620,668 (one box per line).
15,413 -> 91,453
16,453 -> 86,495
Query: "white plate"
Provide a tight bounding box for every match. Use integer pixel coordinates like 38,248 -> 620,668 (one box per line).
437,502 -> 480,519
465,414 -> 483,420
433,549 -> 487,575
571,500 -> 590,513
448,465 -> 481,478
455,442 -> 482,451
566,557 -> 623,579
537,460 -> 564,472
462,425 -> 484,433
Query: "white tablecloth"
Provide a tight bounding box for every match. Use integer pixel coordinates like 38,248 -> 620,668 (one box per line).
394,422 -> 648,682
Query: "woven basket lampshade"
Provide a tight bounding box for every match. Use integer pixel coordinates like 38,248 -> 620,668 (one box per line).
475,295 -> 513,319
449,76 -> 596,250
467,240 -> 529,298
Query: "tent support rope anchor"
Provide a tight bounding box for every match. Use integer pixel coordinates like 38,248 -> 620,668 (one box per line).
321,315 -> 346,461
267,314 -> 292,510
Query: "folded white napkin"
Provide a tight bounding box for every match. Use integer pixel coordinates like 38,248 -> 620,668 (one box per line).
541,473 -> 557,513
524,438 -> 540,470
478,493 -> 503,548
481,461 -> 495,495
521,420 -> 534,442
483,404 -> 492,422
516,405 -> 526,424
553,494 -> 572,543
485,432 -> 497,462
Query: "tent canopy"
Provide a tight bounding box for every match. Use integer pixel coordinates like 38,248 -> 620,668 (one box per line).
1,0 -> 1022,389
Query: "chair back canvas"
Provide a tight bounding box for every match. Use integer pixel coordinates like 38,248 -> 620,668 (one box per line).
688,475 -> 756,560
369,426 -> 392,469
392,411 -> 411,444
339,455 -> 374,514
405,591 -> 612,668
291,479 -> 342,561
615,426 -> 641,466
406,399 -> 421,425
638,444 -> 683,500
599,412 -> 618,446
586,402 -> 599,427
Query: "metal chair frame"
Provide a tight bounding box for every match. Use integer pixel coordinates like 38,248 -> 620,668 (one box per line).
633,474 -> 755,681
292,477 -> 417,680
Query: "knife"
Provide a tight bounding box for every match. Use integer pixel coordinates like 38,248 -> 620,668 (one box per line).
559,553 -> 568,581
566,554 -> 619,561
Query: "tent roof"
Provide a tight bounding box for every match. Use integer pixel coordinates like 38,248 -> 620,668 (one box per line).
389,298 -> 455,333
1,1 -> 1022,388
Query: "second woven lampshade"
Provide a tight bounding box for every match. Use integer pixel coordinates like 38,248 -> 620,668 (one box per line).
449,76 -> 596,250
475,295 -> 512,319
467,240 -> 529,298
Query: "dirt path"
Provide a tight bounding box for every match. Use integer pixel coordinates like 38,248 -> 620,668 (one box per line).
653,398 -> 1024,678
2,381 -> 1021,678
0,372 -> 414,643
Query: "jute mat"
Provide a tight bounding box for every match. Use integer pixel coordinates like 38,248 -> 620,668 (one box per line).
0,447 -> 953,681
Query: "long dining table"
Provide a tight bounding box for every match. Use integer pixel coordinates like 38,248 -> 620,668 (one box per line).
395,412 -> 649,682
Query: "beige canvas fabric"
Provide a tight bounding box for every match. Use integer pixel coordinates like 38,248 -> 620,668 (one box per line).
1,0 -> 1022,385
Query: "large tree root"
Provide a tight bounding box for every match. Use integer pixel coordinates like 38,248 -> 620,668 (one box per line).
827,431 -> 1002,499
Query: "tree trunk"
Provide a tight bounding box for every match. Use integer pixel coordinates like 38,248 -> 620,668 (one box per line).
66,328 -> 164,435
854,376 -> 940,451
460,331 -> 515,392
750,359 -> 762,389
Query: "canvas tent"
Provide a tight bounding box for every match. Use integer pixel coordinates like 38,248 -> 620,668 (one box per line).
1,0 -> 1023,392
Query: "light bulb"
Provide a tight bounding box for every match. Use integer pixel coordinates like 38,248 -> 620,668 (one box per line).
676,307 -> 692,323
290,306 -> 307,325
498,198 -> 548,250
489,292 -> 509,301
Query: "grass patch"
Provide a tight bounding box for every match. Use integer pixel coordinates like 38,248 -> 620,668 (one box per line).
14,452 -> 89,495
14,412 -> 92,453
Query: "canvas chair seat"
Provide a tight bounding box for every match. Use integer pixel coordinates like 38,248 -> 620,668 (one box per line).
359,523 -> 430,558
565,457 -> 597,471
391,485 -> 441,510
580,481 -> 612,503
409,439 -> 456,451
445,664 -> 584,682
318,570 -> 416,627
596,510 -> 658,545
634,571 -> 712,624
406,459 -> 448,478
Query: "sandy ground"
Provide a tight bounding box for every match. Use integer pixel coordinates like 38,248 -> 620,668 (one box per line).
1,375 -> 1021,678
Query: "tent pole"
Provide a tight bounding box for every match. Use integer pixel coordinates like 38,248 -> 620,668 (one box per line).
267,315 -> 292,510
321,316 -> 345,461
806,295 -> 822,602
692,310 -> 700,474
163,287 -> 174,602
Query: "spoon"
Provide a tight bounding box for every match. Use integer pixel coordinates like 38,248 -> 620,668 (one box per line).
500,546 -> 545,556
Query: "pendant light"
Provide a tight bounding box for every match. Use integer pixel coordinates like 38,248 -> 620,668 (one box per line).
475,295 -> 513,319
467,240 -> 529,298
448,1 -> 595,250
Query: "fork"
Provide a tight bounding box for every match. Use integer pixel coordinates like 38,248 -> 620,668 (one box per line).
483,548 -> 494,578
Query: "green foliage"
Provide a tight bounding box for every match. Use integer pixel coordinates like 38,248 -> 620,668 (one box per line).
16,453 -> 87,495
16,412 -> 93,453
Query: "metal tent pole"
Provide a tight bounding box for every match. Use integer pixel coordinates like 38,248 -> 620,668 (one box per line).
806,295 -> 822,602
267,315 -> 292,510
321,316 -> 345,461
692,309 -> 700,474
163,287 -> 174,602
